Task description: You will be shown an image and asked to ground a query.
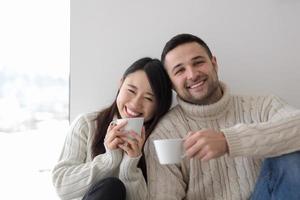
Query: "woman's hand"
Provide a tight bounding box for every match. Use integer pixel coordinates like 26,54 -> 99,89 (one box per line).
118,127 -> 146,158
104,120 -> 127,150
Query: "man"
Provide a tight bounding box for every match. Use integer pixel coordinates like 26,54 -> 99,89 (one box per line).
144,33 -> 300,200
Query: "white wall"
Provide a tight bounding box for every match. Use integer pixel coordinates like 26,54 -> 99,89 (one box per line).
70,0 -> 300,121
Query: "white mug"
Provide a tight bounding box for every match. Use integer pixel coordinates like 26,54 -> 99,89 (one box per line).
113,117 -> 144,136
153,138 -> 184,165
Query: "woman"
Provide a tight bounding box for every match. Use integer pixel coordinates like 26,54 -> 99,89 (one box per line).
52,57 -> 172,200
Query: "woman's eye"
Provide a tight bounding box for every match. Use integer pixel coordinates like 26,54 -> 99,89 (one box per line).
128,89 -> 135,94
145,97 -> 153,102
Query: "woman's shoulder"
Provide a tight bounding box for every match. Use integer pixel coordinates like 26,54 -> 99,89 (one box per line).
82,111 -> 100,121
71,111 -> 100,126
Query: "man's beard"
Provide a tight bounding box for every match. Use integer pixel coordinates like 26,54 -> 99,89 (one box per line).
184,79 -> 221,105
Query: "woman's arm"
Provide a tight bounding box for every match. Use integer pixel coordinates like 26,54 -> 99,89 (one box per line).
52,114 -> 122,200
119,154 -> 148,200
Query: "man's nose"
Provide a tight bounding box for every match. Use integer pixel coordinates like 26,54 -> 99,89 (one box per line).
186,66 -> 198,81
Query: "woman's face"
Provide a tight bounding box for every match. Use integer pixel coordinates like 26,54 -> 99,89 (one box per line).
116,70 -> 157,122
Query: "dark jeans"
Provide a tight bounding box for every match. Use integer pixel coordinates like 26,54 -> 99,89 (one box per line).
251,151 -> 300,200
82,177 -> 126,200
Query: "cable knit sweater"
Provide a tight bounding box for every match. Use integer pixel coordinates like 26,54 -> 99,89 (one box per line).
52,112 -> 146,200
144,83 -> 300,200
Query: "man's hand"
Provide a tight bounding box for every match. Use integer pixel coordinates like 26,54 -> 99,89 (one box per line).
183,129 -> 228,161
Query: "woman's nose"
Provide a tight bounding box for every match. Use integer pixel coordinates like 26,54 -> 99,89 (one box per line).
131,95 -> 143,108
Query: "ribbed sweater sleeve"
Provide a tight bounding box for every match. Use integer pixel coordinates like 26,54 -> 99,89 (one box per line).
223,95 -> 300,158
144,125 -> 187,200
143,84 -> 300,199
51,114 -> 122,200
119,154 -> 147,200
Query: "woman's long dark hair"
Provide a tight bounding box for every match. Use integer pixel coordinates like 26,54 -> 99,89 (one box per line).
91,57 -> 172,179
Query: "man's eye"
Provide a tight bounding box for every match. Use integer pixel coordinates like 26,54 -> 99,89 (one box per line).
194,61 -> 204,65
174,68 -> 184,75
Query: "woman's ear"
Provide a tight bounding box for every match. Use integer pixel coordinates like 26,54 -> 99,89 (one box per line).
118,78 -> 124,90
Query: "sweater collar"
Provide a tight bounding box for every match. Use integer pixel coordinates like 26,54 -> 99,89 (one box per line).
176,82 -> 231,119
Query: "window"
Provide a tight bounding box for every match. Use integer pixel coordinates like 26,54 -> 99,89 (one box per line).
0,0 -> 69,199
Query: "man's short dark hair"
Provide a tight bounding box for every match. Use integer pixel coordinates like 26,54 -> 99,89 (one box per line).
161,33 -> 213,65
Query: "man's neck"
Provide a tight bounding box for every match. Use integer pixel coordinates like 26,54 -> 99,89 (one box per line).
206,84 -> 223,105
191,84 -> 223,106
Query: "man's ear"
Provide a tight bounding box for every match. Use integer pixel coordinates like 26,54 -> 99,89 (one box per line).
171,83 -> 175,90
212,56 -> 218,72
164,69 -> 175,90
166,74 -> 175,90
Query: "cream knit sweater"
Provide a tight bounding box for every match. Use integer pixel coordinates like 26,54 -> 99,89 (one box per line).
52,112 -> 146,200
144,83 -> 300,200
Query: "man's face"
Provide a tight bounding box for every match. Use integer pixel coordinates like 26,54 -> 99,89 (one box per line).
164,42 -> 221,105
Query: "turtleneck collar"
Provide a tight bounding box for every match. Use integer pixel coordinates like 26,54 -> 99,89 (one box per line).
176,82 -> 231,120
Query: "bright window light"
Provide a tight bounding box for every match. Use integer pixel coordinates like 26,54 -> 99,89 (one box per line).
0,0 -> 69,199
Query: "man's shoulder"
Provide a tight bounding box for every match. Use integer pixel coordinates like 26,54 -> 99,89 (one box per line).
158,104 -> 185,124
150,105 -> 188,139
232,93 -> 276,104
231,94 -> 284,114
